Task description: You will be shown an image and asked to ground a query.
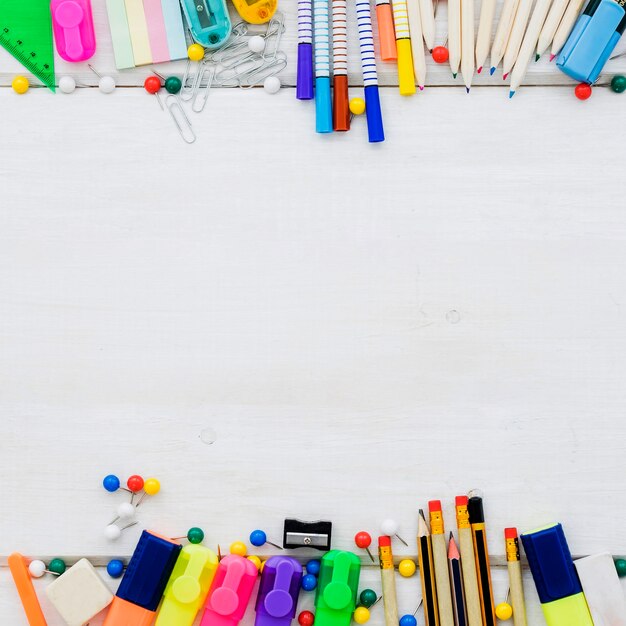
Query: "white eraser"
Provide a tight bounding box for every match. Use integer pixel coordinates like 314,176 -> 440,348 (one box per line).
46,558 -> 114,626
574,552 -> 626,626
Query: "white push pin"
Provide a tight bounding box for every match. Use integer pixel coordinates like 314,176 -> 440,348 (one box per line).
28,560 -> 47,578
248,35 -> 265,54
264,76 -> 281,94
380,519 -> 409,546
109,502 -> 136,525
59,76 -> 77,94
104,521 -> 138,541
88,65 -> 116,94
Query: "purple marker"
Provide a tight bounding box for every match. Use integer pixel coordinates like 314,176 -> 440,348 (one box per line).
255,557 -> 303,626
297,0 -> 314,99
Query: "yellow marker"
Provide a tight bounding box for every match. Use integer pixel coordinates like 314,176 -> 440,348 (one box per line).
155,544 -> 218,626
390,0 -> 416,95
231,0 -> 277,24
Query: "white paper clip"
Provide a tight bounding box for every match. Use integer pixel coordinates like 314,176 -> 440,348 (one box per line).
166,96 -> 196,144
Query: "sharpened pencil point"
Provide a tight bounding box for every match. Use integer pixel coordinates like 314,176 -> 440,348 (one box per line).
419,85 -> 424,90
466,87 -> 470,93
449,531 -> 453,540
452,73 -> 457,78
509,90 -> 515,98
490,66 -> 496,75
503,72 -> 509,80
535,53 -> 540,62
477,66 -> 482,73
550,54 -> 556,62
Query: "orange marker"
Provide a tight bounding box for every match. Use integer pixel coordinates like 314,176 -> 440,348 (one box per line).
8,553 -> 48,626
375,0 -> 398,60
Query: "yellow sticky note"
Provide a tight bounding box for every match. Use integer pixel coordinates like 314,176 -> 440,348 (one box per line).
124,0 -> 152,66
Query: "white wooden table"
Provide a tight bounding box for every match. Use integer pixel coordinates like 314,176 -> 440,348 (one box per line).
2,1 -> 626,624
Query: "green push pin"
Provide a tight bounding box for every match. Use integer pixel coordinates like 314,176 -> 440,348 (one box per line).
48,558 -> 67,576
359,589 -> 378,608
614,557 -> 626,577
187,527 -> 205,544
610,75 -> 626,94
165,76 -> 182,95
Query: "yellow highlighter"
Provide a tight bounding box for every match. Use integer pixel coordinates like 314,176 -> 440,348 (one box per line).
155,544 -> 219,626
390,0 -> 416,95
231,0 -> 277,24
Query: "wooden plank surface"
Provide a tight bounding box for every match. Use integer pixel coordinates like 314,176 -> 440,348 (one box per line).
2,0 -> 626,622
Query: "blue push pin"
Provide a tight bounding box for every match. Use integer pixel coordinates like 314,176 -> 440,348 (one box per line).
249,529 -> 283,550
305,559 -> 321,576
102,474 -> 130,493
301,574 -> 318,591
106,559 -> 125,578
399,600 -> 422,626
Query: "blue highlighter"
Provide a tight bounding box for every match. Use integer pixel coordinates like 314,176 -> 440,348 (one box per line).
557,0 -> 626,83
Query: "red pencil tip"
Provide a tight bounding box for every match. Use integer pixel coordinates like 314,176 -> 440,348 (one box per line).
503,72 -> 509,80
477,66 -> 482,73
550,54 -> 556,62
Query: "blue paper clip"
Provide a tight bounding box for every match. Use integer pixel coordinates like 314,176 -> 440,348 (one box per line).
180,0 -> 232,49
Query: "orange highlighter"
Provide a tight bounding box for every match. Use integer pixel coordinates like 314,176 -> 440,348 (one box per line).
104,531 -> 182,626
375,0 -> 398,60
8,553 -> 47,626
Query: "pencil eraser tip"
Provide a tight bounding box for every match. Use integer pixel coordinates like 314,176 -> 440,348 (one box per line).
378,535 -> 391,547
455,495 -> 468,506
504,527 -> 518,539
428,500 -> 442,512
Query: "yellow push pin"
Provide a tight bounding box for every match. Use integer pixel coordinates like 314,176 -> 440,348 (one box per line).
353,607 -> 370,624
230,541 -> 248,556
495,589 -> 513,620
349,97 -> 366,116
259,559 -> 267,573
248,555 -> 262,571
188,43 -> 205,62
398,559 -> 416,577
12,76 -> 30,95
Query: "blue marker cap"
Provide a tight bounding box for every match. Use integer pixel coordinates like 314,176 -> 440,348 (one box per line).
364,86 -> 385,144
297,44 -> 314,101
520,523 -> 581,604
557,0 -> 625,83
117,530 -> 182,611
315,77 -> 333,134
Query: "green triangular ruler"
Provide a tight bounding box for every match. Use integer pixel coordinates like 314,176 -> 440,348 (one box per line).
0,0 -> 56,92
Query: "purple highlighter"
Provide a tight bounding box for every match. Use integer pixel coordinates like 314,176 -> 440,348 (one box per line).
255,557 -> 303,626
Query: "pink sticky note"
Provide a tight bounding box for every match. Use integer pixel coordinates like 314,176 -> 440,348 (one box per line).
143,0 -> 170,63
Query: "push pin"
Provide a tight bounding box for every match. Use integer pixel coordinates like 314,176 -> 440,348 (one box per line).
306,559 -> 321,575
359,589 -> 378,608
12,76 -> 29,95
301,573 -> 317,591
144,75 -> 164,109
106,559 -> 125,578
248,554 -> 262,571
230,541 -> 248,556
495,589 -> 513,621
380,519 -> 408,546
398,559 -> 416,577
355,594 -> 382,624
298,611 -> 315,626
152,69 -> 183,95
250,529 -> 283,550
109,501 -> 136,525
104,521 -> 138,541
102,474 -> 130,493
135,477 -> 160,506
615,557 -> 626,577
126,475 -> 144,503
171,526 -> 205,544
59,76 -> 77,94
248,35 -> 266,54
354,531 -> 375,563
399,600 -> 422,626
29,558 -> 67,577
88,65 -> 116,94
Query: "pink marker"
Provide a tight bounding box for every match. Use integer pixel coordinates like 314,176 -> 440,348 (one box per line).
200,555 -> 258,626
51,0 -> 96,62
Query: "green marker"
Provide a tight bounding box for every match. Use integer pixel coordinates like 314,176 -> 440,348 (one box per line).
314,551 -> 361,626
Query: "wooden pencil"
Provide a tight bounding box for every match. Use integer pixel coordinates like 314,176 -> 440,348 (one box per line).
455,497 -> 482,626
536,0 -> 570,59
418,510 -> 440,626
407,0 -> 427,88
460,0 -> 475,89
550,0 -> 586,59
490,0 -> 521,74
449,0 -> 462,77
429,501 -> 454,626
419,0 -> 436,50
448,534 -> 468,626
504,528 -> 527,626
475,0 -> 497,72
379,536 -> 400,626
501,0 -> 534,79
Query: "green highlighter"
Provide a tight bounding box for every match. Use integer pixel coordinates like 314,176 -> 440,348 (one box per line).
520,523 -> 593,626
314,551 -> 361,626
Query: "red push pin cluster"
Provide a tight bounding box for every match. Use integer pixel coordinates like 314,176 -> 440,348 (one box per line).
354,531 -> 375,563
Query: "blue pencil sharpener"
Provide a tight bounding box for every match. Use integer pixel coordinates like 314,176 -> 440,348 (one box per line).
557,0 -> 626,83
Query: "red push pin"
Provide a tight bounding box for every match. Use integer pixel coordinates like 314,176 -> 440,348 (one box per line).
144,75 -> 163,109
575,83 -> 592,100
355,531 -> 375,563
432,46 -> 449,64
298,611 -> 315,626
126,475 -> 144,503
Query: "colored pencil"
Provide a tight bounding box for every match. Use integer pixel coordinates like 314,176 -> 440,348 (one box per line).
313,0 -> 332,132
490,0 -> 520,75
509,0 -> 553,96
296,0 -> 314,99
475,0 -> 496,72
448,535 -> 468,626
418,510 -> 440,626
419,0 -> 436,50
379,536 -> 400,626
355,0 -> 385,142
501,0 -> 533,79
468,496 -> 496,626
537,0 -> 570,58
460,0 -> 475,89
550,0 -> 586,59
455,497 -> 481,626
407,0 -> 427,88
391,0 -> 417,94
376,0 -> 398,60
449,0 -> 462,78
332,0 -> 349,131
504,528 -> 528,626
429,501 -> 454,626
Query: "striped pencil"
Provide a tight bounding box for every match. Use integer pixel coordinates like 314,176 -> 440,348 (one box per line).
332,0 -> 349,130
355,0 -> 385,142
391,0 -> 416,94
375,0 -> 398,60
297,0 -> 314,99
313,0 -> 332,132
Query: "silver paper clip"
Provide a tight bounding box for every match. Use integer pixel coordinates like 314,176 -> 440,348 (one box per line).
166,96 -> 196,143
262,12 -> 285,62
240,51 -> 287,88
180,60 -> 199,102
191,61 -> 215,112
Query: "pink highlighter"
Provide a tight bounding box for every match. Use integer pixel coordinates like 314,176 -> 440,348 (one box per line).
51,0 -> 96,62
200,555 -> 258,626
